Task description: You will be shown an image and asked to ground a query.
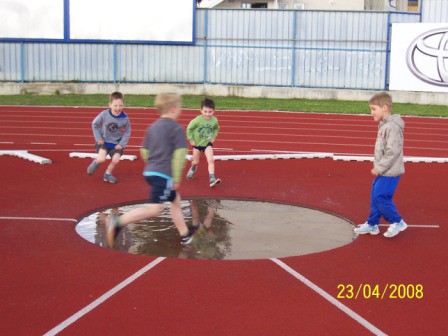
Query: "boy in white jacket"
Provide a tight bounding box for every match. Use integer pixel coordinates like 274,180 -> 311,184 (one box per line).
354,92 -> 408,238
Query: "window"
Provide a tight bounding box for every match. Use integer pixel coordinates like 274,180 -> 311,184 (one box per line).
252,3 -> 268,8
241,2 -> 268,9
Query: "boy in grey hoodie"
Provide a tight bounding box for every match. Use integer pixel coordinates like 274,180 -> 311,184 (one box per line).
354,92 -> 408,238
87,92 -> 131,183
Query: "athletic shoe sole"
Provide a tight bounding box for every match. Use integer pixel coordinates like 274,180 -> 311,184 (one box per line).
354,225 -> 380,235
384,222 -> 408,238
181,234 -> 194,245
186,170 -> 196,180
87,161 -> 98,175
103,175 -> 118,184
210,178 -> 221,188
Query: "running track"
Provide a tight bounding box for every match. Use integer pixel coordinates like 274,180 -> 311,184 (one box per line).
0,106 -> 447,336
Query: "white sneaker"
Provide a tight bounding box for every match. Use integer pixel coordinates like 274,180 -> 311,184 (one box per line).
384,220 -> 408,238
354,222 -> 380,235
186,166 -> 197,180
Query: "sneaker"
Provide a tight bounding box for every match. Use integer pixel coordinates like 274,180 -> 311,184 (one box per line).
384,220 -> 408,238
180,232 -> 194,245
188,223 -> 201,235
104,173 -> 118,184
354,222 -> 380,235
186,166 -> 197,180
105,215 -> 122,247
210,178 -> 221,188
87,160 -> 99,175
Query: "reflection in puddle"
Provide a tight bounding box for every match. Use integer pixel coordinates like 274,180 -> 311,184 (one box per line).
76,198 -> 356,260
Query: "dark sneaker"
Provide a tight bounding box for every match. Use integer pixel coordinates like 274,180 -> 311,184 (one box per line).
186,166 -> 197,180
180,232 -> 194,245
188,223 -> 201,235
105,215 -> 122,247
87,160 -> 99,175
104,173 -> 118,184
210,178 -> 221,188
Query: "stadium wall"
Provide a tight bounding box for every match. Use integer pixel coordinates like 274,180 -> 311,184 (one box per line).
0,6 -> 446,104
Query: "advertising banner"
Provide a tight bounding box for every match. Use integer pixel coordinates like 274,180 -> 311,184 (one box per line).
390,23 -> 448,92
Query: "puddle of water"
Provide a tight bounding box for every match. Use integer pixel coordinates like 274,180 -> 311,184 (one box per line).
76,198 -> 356,260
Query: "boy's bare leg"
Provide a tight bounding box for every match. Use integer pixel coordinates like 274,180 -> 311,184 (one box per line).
118,204 -> 163,227
96,148 -> 108,164
106,153 -> 121,175
192,148 -> 201,169
170,193 -> 189,236
186,148 -> 201,179
87,148 -> 108,175
204,146 -> 215,175
105,203 -> 163,247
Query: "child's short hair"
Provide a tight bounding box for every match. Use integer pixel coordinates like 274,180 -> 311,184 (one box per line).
369,92 -> 392,108
201,98 -> 215,110
155,93 -> 182,114
109,91 -> 124,102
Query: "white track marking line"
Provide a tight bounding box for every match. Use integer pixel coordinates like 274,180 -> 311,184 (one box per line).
30,142 -> 57,145
378,224 -> 439,228
0,216 -> 77,222
0,141 -> 14,144
271,258 -> 387,336
43,257 -> 166,336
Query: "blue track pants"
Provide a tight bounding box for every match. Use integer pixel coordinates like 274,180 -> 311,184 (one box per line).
367,176 -> 402,225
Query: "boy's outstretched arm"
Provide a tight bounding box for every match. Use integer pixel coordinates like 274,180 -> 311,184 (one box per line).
186,118 -> 198,143
92,113 -> 104,143
212,120 -> 220,140
119,120 -> 132,148
140,148 -> 149,162
171,147 -> 188,185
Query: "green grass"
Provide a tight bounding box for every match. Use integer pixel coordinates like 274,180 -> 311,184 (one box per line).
0,93 -> 447,117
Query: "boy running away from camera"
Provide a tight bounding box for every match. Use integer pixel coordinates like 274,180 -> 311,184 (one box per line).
105,93 -> 198,247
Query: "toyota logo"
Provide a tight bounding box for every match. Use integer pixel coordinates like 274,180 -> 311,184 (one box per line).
406,28 -> 448,87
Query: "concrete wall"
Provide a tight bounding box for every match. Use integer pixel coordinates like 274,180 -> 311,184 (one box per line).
1,82 -> 446,106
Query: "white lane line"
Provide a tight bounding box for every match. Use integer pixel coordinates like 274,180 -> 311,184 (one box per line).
0,141 -> 15,144
378,224 -> 439,228
0,216 -> 77,222
271,258 -> 387,336
30,142 -> 57,145
43,257 -> 166,336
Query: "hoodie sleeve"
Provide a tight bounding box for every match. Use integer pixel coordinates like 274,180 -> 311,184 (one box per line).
374,124 -> 403,175
92,111 -> 105,143
212,118 -> 220,139
186,117 -> 197,142
118,118 -> 131,148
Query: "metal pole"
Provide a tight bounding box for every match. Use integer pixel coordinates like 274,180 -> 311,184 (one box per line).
384,12 -> 392,90
291,10 -> 297,87
203,9 -> 208,84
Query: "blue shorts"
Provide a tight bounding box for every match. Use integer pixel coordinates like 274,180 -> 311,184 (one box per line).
96,143 -> 123,157
193,142 -> 213,152
146,176 -> 176,204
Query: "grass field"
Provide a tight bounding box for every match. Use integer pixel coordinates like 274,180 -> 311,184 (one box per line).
0,94 -> 447,117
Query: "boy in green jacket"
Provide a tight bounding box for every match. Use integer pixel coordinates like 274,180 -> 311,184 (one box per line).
186,98 -> 221,187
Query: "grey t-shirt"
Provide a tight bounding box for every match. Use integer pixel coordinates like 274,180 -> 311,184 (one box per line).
142,118 -> 187,179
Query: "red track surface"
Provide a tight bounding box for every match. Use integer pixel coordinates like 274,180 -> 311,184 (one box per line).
1,106 -> 447,335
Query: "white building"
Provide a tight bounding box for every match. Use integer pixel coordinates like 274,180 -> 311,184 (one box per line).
198,0 -> 410,11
